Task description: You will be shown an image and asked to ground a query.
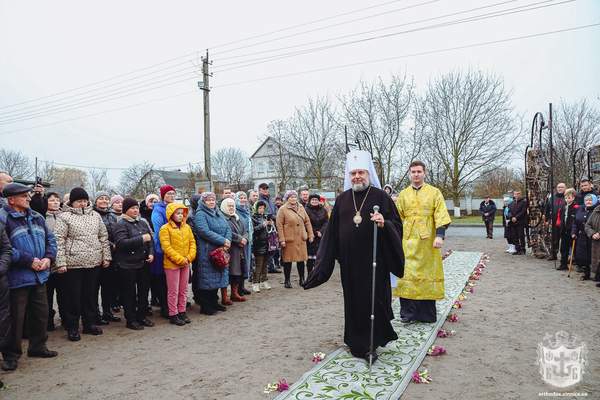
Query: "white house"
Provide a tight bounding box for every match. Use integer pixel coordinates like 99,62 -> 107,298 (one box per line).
249,136 -> 312,194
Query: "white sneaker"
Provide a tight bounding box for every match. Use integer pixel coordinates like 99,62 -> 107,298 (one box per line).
508,244 -> 517,254
252,283 -> 261,293
261,281 -> 272,290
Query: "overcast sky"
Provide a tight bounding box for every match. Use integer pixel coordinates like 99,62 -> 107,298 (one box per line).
0,0 -> 598,185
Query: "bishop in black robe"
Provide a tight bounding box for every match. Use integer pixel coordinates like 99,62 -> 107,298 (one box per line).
303,184 -> 404,361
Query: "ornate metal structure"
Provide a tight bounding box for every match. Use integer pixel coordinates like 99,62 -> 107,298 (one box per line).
525,109 -> 553,259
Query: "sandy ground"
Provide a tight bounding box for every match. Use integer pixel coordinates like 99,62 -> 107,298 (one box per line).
2,226 -> 599,399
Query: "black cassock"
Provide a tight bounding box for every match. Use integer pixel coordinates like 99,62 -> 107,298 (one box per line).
304,186 -> 404,356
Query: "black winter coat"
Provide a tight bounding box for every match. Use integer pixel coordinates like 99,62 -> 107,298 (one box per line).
559,203 -> 579,236
139,201 -> 154,232
572,205 -> 595,266
252,213 -> 270,256
509,198 -> 528,226
0,224 -> 12,348
94,206 -> 119,245
113,217 -> 154,270
479,200 -> 497,221
305,205 -> 329,257
575,189 -> 598,207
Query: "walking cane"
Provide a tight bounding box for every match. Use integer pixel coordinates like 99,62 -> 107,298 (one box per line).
368,205 -> 380,370
567,238 -> 576,278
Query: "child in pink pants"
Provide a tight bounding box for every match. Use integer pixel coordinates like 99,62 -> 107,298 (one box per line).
159,203 -> 197,326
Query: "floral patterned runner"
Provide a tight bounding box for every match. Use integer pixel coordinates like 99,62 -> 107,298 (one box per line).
274,251 -> 483,400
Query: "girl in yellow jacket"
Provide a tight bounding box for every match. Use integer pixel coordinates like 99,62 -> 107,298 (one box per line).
159,203 -> 196,326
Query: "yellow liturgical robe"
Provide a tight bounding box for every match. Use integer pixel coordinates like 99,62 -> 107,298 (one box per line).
393,183 -> 451,300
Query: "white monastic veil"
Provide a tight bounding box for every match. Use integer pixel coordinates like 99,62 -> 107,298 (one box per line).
343,151 -> 398,286
343,150 -> 382,191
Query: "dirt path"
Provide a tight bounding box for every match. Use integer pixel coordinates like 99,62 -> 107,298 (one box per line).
2,231 -> 599,399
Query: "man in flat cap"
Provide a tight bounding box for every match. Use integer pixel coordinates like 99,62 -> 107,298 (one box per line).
0,183 -> 58,371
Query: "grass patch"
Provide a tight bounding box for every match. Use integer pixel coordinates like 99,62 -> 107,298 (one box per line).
450,215 -> 486,225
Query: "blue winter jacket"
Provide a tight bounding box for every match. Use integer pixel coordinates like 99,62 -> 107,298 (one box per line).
0,205 -> 57,289
150,201 -> 168,275
194,202 -> 232,289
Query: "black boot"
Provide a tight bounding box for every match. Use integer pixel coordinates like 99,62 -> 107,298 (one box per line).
307,260 -> 314,276
239,279 -> 251,296
283,263 -> 292,288
297,263 -> 305,287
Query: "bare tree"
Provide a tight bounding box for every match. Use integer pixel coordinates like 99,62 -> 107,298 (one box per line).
340,73 -> 419,186
183,163 -> 204,198
551,98 -> 600,186
211,148 -> 250,189
52,167 -> 88,195
0,149 -> 32,179
265,119 -> 298,193
288,96 -> 344,189
419,70 -> 518,209
119,162 -> 161,198
473,167 -> 524,197
87,169 -> 109,197
37,161 -> 56,184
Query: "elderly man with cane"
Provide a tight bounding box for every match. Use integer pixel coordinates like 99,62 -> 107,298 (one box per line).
303,150 -> 404,364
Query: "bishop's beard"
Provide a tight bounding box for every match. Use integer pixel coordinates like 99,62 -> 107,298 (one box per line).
352,180 -> 369,192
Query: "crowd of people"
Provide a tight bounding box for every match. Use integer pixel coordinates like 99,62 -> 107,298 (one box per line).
500,178 -> 600,286
0,170 -> 334,383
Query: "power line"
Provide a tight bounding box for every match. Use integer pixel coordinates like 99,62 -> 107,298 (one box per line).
0,71 -> 200,125
0,0 -> 414,110
213,0 -> 524,62
37,160 -> 201,171
208,0 -> 411,51
0,62 -> 199,118
0,63 -> 199,120
0,51 -> 200,111
213,23 -> 600,89
2,0 -> 564,125
0,89 -> 197,136
212,0 -> 574,74
211,0 -> 441,57
2,22 -> 596,135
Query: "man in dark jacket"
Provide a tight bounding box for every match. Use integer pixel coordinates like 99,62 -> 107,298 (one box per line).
0,183 -> 58,371
258,183 -> 276,217
0,223 -> 12,388
479,196 -> 497,239
509,190 -> 528,255
544,183 -> 566,260
575,179 -> 598,206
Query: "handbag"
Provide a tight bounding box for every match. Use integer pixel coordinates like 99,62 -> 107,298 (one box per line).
209,246 -> 230,270
267,224 -> 279,252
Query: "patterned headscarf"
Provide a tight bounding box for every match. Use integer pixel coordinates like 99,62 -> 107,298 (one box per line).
283,190 -> 298,202
200,191 -> 216,202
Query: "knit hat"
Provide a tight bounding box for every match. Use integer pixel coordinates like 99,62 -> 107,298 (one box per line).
145,193 -> 159,206
308,193 -> 321,203
122,197 -> 139,213
283,190 -> 298,202
69,187 -> 89,204
110,195 -> 123,207
94,191 -> 110,203
160,185 -> 176,199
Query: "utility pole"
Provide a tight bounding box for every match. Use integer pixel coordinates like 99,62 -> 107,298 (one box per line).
199,50 -> 212,190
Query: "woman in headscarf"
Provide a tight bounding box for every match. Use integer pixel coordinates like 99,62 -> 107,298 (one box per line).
305,193 -> 329,277
235,191 -> 253,296
276,190 -> 314,288
221,198 -> 249,302
193,192 -> 232,315
502,195 -> 515,254
578,194 -> 599,281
